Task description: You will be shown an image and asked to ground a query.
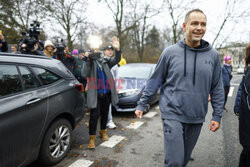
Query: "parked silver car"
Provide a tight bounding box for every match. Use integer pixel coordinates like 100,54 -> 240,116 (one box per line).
114,63 -> 160,112
0,53 -> 85,167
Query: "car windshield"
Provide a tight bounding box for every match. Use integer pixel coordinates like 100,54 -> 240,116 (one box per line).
118,65 -> 152,79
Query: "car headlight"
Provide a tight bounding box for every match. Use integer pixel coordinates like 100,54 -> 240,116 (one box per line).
118,89 -> 140,97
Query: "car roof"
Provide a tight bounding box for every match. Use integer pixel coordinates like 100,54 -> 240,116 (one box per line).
0,52 -> 74,79
120,63 -> 156,68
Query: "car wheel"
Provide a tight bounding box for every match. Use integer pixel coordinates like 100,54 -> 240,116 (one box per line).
38,119 -> 72,165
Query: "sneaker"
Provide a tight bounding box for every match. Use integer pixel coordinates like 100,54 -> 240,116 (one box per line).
190,154 -> 194,161
107,121 -> 116,129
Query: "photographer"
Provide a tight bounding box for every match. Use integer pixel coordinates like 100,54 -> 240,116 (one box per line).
54,40 -> 75,72
0,31 -> 8,52
18,21 -> 44,56
19,40 -> 45,56
82,36 -> 121,149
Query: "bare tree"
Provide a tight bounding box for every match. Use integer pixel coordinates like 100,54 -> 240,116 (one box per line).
0,0 -> 47,43
212,0 -> 250,47
130,0 -> 163,62
44,0 -> 88,50
99,0 -> 144,49
163,0 -> 198,44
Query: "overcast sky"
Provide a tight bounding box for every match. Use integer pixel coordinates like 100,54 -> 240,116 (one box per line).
86,0 -> 250,47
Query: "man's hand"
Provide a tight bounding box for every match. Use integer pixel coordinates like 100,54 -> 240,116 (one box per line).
135,110 -> 143,119
209,120 -> 220,132
208,94 -> 211,102
111,36 -> 120,51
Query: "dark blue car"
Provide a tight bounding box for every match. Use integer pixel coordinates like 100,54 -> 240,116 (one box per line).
114,63 -> 160,112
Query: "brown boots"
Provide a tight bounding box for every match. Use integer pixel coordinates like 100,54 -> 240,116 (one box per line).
88,135 -> 96,149
88,130 -> 109,149
100,129 -> 109,141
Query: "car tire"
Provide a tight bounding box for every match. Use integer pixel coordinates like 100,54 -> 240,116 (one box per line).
38,119 -> 72,165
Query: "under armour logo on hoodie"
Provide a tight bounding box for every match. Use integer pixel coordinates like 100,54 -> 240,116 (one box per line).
205,60 -> 213,65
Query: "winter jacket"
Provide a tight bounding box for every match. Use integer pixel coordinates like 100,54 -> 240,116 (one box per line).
0,40 -> 8,52
238,66 -> 250,151
136,39 -> 224,123
82,50 -> 121,109
222,64 -> 232,87
54,53 -> 75,72
73,58 -> 85,77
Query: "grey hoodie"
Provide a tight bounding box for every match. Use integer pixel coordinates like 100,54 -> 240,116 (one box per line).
136,39 -> 224,123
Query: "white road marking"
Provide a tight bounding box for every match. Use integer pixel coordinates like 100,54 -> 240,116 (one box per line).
228,87 -> 235,97
144,112 -> 157,118
126,121 -> 144,129
100,135 -> 125,148
68,159 -> 93,167
231,83 -> 240,86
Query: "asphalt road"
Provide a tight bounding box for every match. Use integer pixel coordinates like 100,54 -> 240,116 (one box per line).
30,73 -> 243,167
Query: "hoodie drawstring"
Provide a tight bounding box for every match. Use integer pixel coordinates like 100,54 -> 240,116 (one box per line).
184,44 -> 187,77
183,46 -> 197,86
193,52 -> 197,85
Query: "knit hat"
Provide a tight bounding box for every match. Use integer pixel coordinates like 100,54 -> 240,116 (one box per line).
72,49 -> 79,55
44,40 -> 54,48
224,55 -> 231,62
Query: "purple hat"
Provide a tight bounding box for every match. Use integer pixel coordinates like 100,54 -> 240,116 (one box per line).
72,49 -> 79,55
224,55 -> 231,62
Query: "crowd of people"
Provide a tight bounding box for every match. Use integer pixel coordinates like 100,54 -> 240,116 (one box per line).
0,8 -> 250,167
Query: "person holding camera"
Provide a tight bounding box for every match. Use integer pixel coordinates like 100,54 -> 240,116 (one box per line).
222,55 -> 233,111
53,40 -> 75,72
82,36 -> 121,149
0,31 -> 8,52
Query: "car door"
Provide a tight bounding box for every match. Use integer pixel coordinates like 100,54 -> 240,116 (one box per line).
0,64 -> 48,167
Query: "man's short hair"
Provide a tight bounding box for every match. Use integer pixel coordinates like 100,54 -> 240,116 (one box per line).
184,9 -> 207,23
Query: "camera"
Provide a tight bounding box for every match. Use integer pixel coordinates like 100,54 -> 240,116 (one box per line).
55,38 -> 65,55
88,52 -> 102,60
18,21 -> 42,54
54,38 -> 66,61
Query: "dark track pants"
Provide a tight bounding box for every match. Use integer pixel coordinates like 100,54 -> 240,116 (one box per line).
89,93 -> 111,135
224,86 -> 230,107
239,148 -> 250,167
162,119 -> 202,167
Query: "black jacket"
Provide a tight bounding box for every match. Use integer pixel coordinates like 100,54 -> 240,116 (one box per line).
239,66 -> 250,151
0,40 -> 8,52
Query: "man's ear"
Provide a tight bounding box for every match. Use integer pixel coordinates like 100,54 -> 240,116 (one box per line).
182,23 -> 186,32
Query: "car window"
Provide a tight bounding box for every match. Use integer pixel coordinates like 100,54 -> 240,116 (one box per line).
118,65 -> 152,79
18,66 -> 40,90
32,67 -> 61,85
0,64 -> 22,96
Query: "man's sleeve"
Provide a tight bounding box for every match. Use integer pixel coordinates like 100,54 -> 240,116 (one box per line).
234,81 -> 242,115
136,49 -> 168,112
210,54 -> 224,122
244,68 -> 250,110
108,50 -> 121,68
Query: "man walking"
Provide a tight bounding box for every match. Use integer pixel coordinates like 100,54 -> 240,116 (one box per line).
135,9 -> 224,167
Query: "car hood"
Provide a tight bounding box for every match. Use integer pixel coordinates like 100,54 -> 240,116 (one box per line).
117,77 -> 147,91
